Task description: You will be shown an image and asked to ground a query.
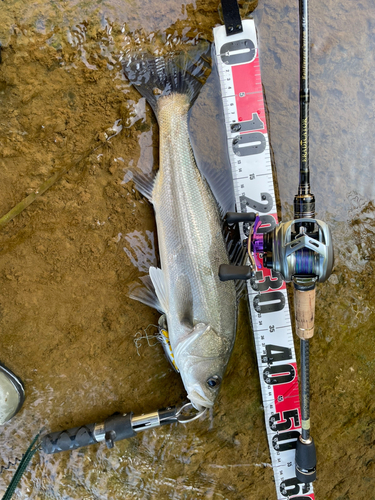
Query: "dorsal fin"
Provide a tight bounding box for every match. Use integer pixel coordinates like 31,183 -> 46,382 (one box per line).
124,169 -> 156,203
189,60 -> 236,216
223,225 -> 247,303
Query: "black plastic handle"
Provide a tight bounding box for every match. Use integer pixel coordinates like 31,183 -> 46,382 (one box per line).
42,413 -> 136,454
295,436 -> 317,483
225,212 -> 256,224
42,423 -> 97,454
219,264 -> 252,281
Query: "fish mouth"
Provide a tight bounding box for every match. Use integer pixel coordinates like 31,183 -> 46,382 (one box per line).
187,387 -> 214,411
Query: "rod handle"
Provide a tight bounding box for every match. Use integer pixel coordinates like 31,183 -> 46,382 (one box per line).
294,287 -> 315,339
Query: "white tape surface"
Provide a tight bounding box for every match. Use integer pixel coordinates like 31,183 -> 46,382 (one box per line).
214,20 -> 315,500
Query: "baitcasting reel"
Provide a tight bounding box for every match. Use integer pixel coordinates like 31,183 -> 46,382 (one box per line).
253,215 -> 333,283
219,212 -> 334,286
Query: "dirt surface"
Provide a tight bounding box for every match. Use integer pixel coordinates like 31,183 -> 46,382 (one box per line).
0,0 -> 374,499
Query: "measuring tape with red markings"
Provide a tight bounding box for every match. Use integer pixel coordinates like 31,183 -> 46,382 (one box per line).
214,19 -> 315,500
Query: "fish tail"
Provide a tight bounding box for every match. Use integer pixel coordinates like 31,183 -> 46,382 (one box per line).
122,42 -> 211,116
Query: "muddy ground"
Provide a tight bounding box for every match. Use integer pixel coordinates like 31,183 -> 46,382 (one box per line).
0,0 -> 374,499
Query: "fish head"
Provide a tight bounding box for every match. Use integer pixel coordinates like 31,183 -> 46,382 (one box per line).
174,323 -> 231,411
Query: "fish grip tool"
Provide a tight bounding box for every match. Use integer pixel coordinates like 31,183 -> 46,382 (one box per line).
41,403 -> 205,454
1,405 -> 205,499
218,0 -> 334,485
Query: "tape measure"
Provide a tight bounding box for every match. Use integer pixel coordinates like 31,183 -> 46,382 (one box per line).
214,20 -> 315,500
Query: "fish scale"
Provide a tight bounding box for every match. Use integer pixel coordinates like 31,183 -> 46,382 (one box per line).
154,94 -> 234,336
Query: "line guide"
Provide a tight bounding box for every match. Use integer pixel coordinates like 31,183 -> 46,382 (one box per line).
213,19 -> 315,500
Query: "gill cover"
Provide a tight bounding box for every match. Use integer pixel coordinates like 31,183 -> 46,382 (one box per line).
174,323 -> 230,410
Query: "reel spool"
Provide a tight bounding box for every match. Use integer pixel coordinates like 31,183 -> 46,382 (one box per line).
256,217 -> 334,283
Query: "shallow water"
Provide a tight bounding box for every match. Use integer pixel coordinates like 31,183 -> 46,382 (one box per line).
0,0 -> 374,499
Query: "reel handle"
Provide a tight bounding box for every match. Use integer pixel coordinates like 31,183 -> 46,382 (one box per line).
225,212 -> 256,224
219,264 -> 252,281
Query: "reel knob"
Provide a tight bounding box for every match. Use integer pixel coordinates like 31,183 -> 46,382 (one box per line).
218,264 -> 252,281
218,212 -> 257,282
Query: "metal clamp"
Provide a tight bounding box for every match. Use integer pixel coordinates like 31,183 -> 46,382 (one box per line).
175,403 -> 207,423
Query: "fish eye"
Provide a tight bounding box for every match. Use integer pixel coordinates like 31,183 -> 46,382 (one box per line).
206,376 -> 221,388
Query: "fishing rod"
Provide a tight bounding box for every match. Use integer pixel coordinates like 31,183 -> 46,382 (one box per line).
219,0 -> 334,484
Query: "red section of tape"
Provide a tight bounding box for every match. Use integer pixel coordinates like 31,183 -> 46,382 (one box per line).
232,53 -> 261,94
273,363 -> 301,430
232,55 -> 267,133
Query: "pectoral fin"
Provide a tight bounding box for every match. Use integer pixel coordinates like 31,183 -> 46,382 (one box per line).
149,266 -> 169,313
129,275 -> 164,313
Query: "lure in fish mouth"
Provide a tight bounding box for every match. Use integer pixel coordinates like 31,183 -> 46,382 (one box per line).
123,43 -> 242,410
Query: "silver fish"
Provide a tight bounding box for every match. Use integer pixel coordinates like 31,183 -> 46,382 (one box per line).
124,46 -> 238,410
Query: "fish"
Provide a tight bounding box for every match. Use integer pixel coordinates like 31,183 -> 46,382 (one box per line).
123,44 -> 241,411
